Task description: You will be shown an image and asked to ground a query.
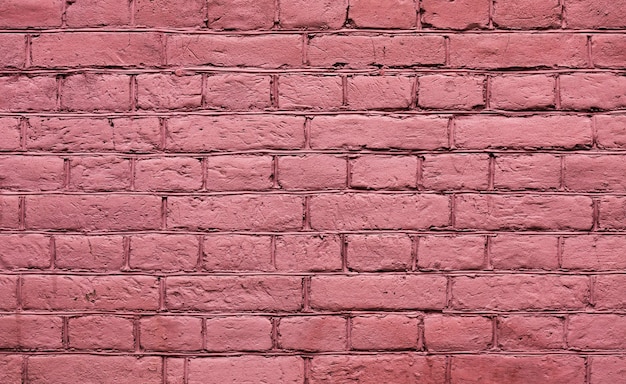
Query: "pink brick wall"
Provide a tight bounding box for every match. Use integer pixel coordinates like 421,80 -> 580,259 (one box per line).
0,0 -> 625,382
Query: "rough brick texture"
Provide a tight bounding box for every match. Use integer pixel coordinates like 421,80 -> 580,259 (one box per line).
0,0 -> 624,382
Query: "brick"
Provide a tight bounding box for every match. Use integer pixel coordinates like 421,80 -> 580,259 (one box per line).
0,156 -> 64,191
599,196 -> 626,229
69,315 -> 134,350
0,234 -> 50,269
451,275 -> 589,310
55,235 -> 124,271
308,35 -> 445,68
205,316 -> 272,351
422,0 -> 489,29
110,118 -> 161,152
0,196 -> 19,229
0,34 -> 25,68
490,235 -> 559,270
32,33 -> 163,67
167,34 -> 302,68
492,0 -> 561,29
561,74 -> 626,110
137,74 -> 202,110
0,0 -> 63,28
351,155 -> 418,190
568,314 -> 626,349
449,34 -> 588,69
168,195 -> 303,231
166,276 -> 302,311
593,35 -> 626,68
349,0 -> 416,28
208,0 -> 274,30
205,74 -> 271,110
275,235 -> 342,272
278,155 -> 346,190
206,155 -> 273,191
498,316 -> 565,350
490,75 -> 556,110
594,275 -> 626,309
280,0 -> 347,29
310,355 -> 446,384
455,115 -> 592,149
450,355 -> 584,384
130,234 -> 198,271
65,0 -> 131,27
22,275 -> 159,311
347,75 -> 413,110
422,154 -> 489,190
62,74 -> 130,112
69,156 -> 130,191
0,315 -> 62,349
0,118 -> 21,151
279,316 -> 346,351
591,356 -> 626,383
135,157 -> 203,191
0,76 -> 57,111
188,356 -> 303,384
310,275 -> 447,310
278,75 -> 343,110
26,195 -> 161,231
166,115 -> 304,151
351,315 -> 419,350
596,115 -> 626,149
140,316 -> 203,351
418,236 -> 485,270
565,0 -> 626,28
165,358 -> 185,384
418,75 -> 485,110
28,356 -> 162,384
0,275 -> 18,310
203,235 -> 273,272
135,0 -> 205,27
494,154 -> 561,190
567,155 -> 626,192
0,355 -> 21,384
346,234 -> 412,272
424,315 -> 492,351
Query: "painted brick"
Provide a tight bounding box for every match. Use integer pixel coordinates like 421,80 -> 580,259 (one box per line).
351,315 -> 419,350
280,0 -> 347,29
349,0 -> 416,29
490,235 -> 559,270
187,356 -> 303,384
568,314 -> 626,350
422,0 -> 490,29
492,0 -> 561,29
129,234 -> 198,271
274,234 -> 342,272
205,316 -> 272,351
418,75 -> 485,110
54,235 -> 124,271
61,74 -> 130,112
565,0 -> 626,29
135,157 -> 203,191
561,74 -> 626,110
351,155 -> 418,190
346,234 -> 413,272
279,316 -> 347,351
278,155 -> 346,190
278,75 -> 343,110
206,155 -> 273,191
0,156 -> 64,191
0,76 -> 57,111
0,0 -> 63,28
498,316 -> 565,350
135,0 -> 206,27
69,156 -> 130,192
68,315 -> 134,350
0,234 -> 51,269
0,315 -> 63,349
205,74 -> 271,110
489,75 -> 555,110
418,235 -> 485,270
424,315 -> 492,351
592,35 -> 626,68
140,316 -> 203,351
421,154 -> 489,190
207,0 -> 274,30
494,154 -> 561,190
0,34 -> 25,68
65,0 -> 131,27
203,235 -> 274,272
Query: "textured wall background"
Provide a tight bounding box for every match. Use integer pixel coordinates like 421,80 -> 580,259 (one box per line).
1,0 -> 626,382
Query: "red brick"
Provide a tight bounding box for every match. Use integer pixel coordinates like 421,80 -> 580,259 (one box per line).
110,118 -> 161,152
188,356 -> 303,384
22,275 -> 159,311
0,315 -> 62,349
279,316 -> 346,351
205,74 -> 271,110
135,0 -> 205,27
422,0 -> 489,29
0,76 -> 57,111
206,155 -> 273,191
165,276 -> 302,311
449,34 -> 587,69
347,75 -> 413,110
490,75 -> 556,110
166,115 -> 305,151
492,0 -> 561,28
208,0 -> 274,30
0,275 -> 18,310
599,196 -> 626,229
346,234 -> 412,272
26,195 -> 161,231
424,315 -> 492,351
205,316 -> 272,351
490,235 -> 559,270
565,0 -> 626,28
137,74 -> 202,110
275,235 -> 342,272
418,75 -> 485,110
62,74 -> 130,112
55,235 -> 124,271
32,33 -> 163,67
0,355 -> 21,384
561,74 -> 626,110
135,157 -> 203,191
310,355 -> 446,384
451,275 -> 589,310
307,35 -> 446,68
422,154 -> 489,190
65,0 -> 131,27
278,155 -> 346,190
450,355 -> 584,384
165,358 -> 185,384
566,155 -> 626,191
69,156 -> 130,192
594,275 -> 626,309
28,356 -> 162,384
455,115 -> 592,149
280,0 -> 347,29
130,234 -> 198,271
568,314 -> 626,350
349,0 -> 416,28
0,0 -> 63,28
494,154 -> 561,190
498,316 -> 565,350
141,316 -> 203,351
593,35 -> 626,68
167,34 -> 302,68
351,315 -> 419,350
310,275 -> 447,310
0,234 -> 50,269
168,195 -> 303,231
591,356 -> 626,383
419,235 -> 485,270
596,115 -> 626,149
278,75 -> 343,110
203,235 -> 273,272
0,196 -> 20,229
0,118 -> 21,151
69,315 -> 134,350
0,34 -> 25,68
351,155 -> 418,190
0,156 -> 64,191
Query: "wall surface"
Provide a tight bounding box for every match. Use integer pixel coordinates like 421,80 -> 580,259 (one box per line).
0,0 -> 626,382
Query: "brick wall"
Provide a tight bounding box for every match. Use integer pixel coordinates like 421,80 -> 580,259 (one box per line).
1,0 -> 625,382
